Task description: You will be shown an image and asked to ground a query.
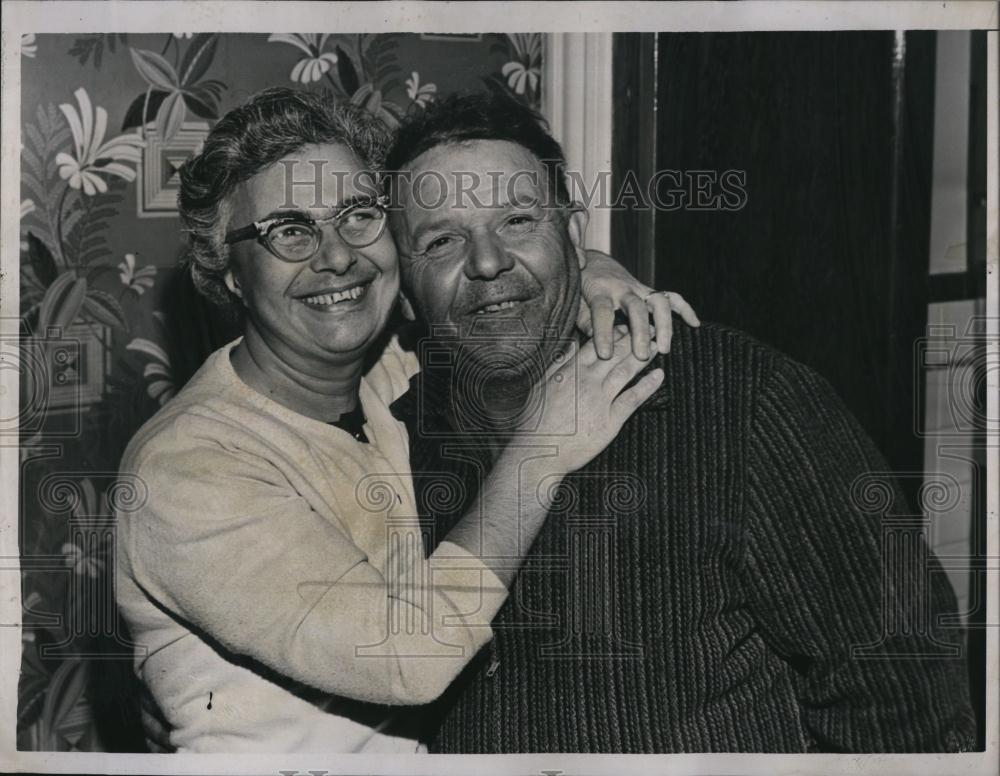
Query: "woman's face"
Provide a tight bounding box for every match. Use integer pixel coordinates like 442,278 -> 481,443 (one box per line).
224,143 -> 399,369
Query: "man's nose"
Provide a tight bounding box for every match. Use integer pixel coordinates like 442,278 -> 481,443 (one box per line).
464,232 -> 514,280
310,232 -> 357,274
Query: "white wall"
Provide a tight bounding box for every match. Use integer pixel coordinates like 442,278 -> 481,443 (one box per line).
542,33 -> 614,253
923,31 -> 978,621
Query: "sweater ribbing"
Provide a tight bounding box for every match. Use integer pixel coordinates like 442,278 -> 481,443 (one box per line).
399,322 -> 976,753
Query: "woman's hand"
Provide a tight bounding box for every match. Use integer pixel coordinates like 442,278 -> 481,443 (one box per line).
512,325 -> 664,481
579,249 -> 700,360
449,327 -> 663,588
139,685 -> 175,753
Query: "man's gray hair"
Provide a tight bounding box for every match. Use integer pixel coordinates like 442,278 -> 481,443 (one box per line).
178,87 -> 392,308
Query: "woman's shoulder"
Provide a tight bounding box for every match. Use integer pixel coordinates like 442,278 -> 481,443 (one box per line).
120,342 -> 263,475
363,332 -> 421,406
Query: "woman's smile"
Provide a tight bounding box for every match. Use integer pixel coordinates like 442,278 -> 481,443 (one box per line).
295,279 -> 375,312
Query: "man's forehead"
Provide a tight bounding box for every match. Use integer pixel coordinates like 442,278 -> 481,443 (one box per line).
399,139 -> 549,211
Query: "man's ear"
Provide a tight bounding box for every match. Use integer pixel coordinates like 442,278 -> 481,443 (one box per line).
565,203 -> 590,269
224,268 -> 243,300
398,290 -> 416,321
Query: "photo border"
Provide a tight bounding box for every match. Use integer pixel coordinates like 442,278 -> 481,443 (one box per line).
1,3 -> 996,775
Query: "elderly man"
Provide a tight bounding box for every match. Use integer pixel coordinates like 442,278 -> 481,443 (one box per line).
384,93 -> 977,752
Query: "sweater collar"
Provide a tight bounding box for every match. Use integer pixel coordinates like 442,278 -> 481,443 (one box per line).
390,349 -> 671,435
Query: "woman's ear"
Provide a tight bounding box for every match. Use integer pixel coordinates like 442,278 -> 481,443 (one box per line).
224,269 -> 243,300
565,203 -> 590,269
398,290 -> 416,321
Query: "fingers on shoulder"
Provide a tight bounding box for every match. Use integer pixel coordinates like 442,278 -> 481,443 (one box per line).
611,367 -> 665,423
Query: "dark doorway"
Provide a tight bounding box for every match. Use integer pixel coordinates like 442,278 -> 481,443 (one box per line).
613,31 -> 934,487
611,30 -> 986,749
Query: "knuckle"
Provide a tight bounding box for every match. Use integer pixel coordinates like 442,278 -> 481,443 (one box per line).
608,363 -> 632,385
618,393 -> 640,413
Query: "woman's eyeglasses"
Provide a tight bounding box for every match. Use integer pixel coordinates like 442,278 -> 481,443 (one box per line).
224,195 -> 389,262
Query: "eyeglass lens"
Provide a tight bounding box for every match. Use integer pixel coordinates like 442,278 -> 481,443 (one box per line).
267,205 -> 385,260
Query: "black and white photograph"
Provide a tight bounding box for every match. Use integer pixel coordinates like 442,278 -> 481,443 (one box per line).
0,2 -> 997,775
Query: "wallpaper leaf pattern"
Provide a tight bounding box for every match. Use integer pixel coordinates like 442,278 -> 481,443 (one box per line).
67,34 -> 128,69
128,35 -> 227,141
18,32 -> 543,752
268,33 -> 341,84
55,88 -> 142,195
500,33 -> 542,96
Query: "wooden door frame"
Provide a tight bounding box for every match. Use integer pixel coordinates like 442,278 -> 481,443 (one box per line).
610,33 -> 659,284
542,33 -> 615,254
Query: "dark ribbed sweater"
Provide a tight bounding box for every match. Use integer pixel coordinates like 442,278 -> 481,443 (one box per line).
394,321 -> 976,753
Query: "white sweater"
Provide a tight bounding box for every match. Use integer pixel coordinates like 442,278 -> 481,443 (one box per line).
115,337 -> 508,753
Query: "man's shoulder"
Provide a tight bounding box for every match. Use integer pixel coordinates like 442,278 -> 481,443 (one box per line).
641,319 -> 844,429
664,319 -> 785,366
640,320 -> 787,408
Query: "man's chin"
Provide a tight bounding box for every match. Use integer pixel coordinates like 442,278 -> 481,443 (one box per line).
454,338 -> 547,385
460,315 -> 535,338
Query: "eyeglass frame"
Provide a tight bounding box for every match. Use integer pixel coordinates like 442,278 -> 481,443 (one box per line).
224,194 -> 391,262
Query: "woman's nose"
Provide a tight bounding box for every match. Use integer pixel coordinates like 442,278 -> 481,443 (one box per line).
310,231 -> 358,274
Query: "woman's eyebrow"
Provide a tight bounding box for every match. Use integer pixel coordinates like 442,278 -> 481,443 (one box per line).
334,194 -> 380,212
260,195 -> 377,222
259,206 -> 313,221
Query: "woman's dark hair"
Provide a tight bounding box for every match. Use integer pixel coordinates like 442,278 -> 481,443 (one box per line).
384,91 -> 570,206
178,87 -> 392,307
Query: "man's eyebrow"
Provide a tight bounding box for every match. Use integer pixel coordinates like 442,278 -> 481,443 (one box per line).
408,195 -> 543,244
411,216 -> 456,244
499,195 -> 540,210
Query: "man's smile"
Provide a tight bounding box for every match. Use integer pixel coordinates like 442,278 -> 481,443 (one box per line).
470,296 -> 534,316
460,285 -> 541,318
475,300 -> 519,315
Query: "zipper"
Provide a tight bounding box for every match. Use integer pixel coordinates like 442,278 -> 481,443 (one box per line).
485,638 -> 500,678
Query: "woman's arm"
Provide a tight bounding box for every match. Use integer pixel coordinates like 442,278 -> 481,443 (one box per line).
123,333 -> 659,707
444,327 -> 662,588
579,248 -> 700,359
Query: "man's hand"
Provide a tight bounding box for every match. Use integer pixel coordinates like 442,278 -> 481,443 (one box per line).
579,249 -> 700,359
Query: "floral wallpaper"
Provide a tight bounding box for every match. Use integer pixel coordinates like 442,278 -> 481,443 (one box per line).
16,32 -> 543,752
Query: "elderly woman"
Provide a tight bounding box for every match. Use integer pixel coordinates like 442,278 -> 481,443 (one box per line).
116,87 -> 695,753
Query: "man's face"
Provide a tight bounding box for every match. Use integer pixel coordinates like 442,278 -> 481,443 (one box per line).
225,143 -> 399,368
392,139 -> 587,378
